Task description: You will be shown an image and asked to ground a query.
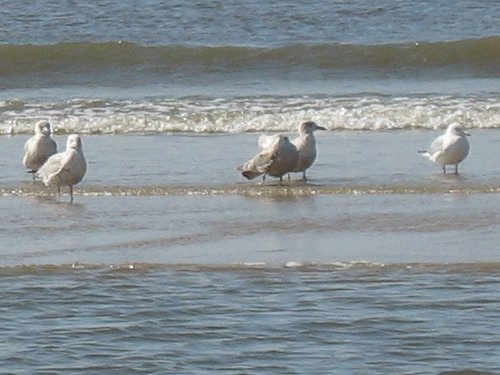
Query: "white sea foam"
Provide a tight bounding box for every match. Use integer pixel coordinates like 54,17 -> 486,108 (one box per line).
2,95 -> 499,135
285,261 -> 304,268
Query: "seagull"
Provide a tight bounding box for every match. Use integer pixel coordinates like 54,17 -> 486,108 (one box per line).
37,134 -> 87,203
239,134 -> 298,184
22,120 -> 57,179
419,123 -> 470,174
289,121 -> 326,181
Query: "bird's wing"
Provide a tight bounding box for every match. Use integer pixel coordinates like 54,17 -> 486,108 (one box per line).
258,134 -> 280,149
23,136 -> 35,154
247,147 -> 276,173
440,135 -> 460,153
37,152 -> 65,179
429,134 -> 445,155
239,147 -> 278,180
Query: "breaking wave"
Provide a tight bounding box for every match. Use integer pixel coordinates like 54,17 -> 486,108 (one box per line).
1,95 -> 499,135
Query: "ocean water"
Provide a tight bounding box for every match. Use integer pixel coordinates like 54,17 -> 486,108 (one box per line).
1,1 -> 500,373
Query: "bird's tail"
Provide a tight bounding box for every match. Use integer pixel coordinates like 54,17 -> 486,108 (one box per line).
26,170 -> 37,181
418,150 -> 431,158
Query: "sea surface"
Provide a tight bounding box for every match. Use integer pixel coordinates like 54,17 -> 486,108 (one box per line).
1,1 -> 500,373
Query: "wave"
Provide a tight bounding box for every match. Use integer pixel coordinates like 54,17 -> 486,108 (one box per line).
1,95 -> 499,135
1,37 -> 499,87
3,260 -> 500,277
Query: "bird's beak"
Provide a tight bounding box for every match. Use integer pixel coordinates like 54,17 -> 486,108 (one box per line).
316,126 -> 327,131
464,131 -> 471,136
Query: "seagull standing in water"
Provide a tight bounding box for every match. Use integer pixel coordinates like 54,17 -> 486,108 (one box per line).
239,134 -> 298,184
37,134 -> 87,203
419,123 -> 470,174
22,120 -> 57,179
290,121 -> 326,181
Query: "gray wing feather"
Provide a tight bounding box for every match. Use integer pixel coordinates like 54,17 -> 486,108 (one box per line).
240,148 -> 276,179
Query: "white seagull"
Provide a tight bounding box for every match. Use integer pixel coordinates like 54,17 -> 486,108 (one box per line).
419,123 -> 470,174
37,134 -> 87,203
290,121 -> 326,181
239,134 -> 298,184
22,120 -> 57,179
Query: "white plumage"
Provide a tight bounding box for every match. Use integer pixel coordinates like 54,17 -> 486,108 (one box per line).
290,121 -> 326,181
22,120 -> 57,178
257,133 -> 280,150
37,134 -> 87,203
420,123 -> 470,174
239,134 -> 298,184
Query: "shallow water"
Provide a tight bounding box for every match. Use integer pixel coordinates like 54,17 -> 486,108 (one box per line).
3,191 -> 500,267
4,130 -> 500,189
4,130 -> 500,374
2,0 -> 500,373
3,133 -> 500,373
2,265 -> 500,374
4,130 -> 500,265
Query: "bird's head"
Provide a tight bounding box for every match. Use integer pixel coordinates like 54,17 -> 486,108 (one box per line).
67,134 -> 83,150
447,123 -> 470,137
298,121 -> 326,135
36,120 -> 52,136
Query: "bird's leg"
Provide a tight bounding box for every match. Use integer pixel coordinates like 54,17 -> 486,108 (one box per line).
57,186 -> 61,200
454,164 -> 459,175
302,171 -> 307,182
69,185 -> 74,204
442,165 -> 446,175
279,176 -> 283,186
